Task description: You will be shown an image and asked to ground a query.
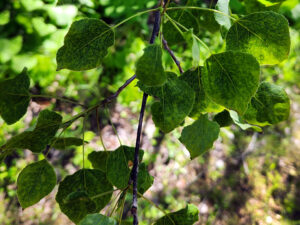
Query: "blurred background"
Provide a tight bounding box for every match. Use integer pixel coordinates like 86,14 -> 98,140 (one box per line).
0,0 -> 300,224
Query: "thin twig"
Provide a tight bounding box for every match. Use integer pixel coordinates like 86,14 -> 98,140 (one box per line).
130,4 -> 162,224
162,37 -> 184,74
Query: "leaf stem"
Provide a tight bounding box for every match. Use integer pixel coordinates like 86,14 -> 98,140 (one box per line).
111,7 -> 162,30
30,94 -> 86,107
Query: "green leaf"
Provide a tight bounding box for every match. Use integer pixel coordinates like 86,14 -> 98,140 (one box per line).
0,68 -> 30,124
0,10 -> 10,26
202,51 -> 260,115
229,110 -> 262,132
179,67 -> 223,117
0,36 -> 22,63
139,72 -> 195,133
17,159 -> 56,209
136,44 -> 166,87
106,146 -> 144,189
213,110 -> 233,127
51,137 -> 85,150
56,18 -> 114,71
88,151 -> 110,172
179,114 -> 220,159
56,169 -> 113,223
243,82 -> 290,126
137,163 -> 154,194
154,204 -> 199,225
78,213 -> 117,225
57,0 -> 79,5
226,11 -> 290,65
215,0 -> 231,30
3,110 -> 62,153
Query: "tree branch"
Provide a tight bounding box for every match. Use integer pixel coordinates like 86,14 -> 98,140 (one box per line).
130,5 -> 162,225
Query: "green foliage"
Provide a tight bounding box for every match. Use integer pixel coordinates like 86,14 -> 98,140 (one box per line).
226,11 -> 290,65
56,169 -> 113,223
214,0 -> 231,31
88,151 -> 109,172
179,114 -> 220,159
154,204 -> 199,225
139,72 -> 195,133
78,213 -> 117,225
0,68 -> 30,124
136,44 -> 166,87
17,159 -> 56,208
179,67 -> 223,117
56,19 -> 115,71
51,137 -> 85,150
0,36 -> 22,63
202,51 -> 260,115
106,146 -> 145,189
213,110 -> 233,127
244,81 -> 290,126
2,110 -> 62,153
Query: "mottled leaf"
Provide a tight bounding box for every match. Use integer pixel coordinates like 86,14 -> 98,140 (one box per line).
51,137 -> 85,150
179,67 -> 223,117
229,110 -> 262,132
213,110 -> 233,127
202,51 -> 260,115
179,114 -> 220,159
88,151 -> 110,172
136,44 -> 166,87
243,82 -> 290,126
106,146 -> 144,189
154,204 -> 199,225
139,72 -> 195,133
215,0 -> 231,30
226,11 -> 290,65
0,68 -> 30,124
78,213 -> 117,225
57,18 -> 114,71
17,159 -> 56,208
56,169 -> 113,223
3,110 -> 62,153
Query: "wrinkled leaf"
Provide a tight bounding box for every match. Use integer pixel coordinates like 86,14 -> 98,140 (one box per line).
57,18 -> 114,71
179,67 -> 223,117
106,146 -> 144,189
154,204 -> 199,225
202,51 -> 260,115
0,68 -> 30,124
78,213 -> 117,225
139,72 -> 195,133
243,82 -> 290,126
226,11 -> 290,65
136,44 -> 166,87
17,160 -> 56,208
51,137 -> 85,150
179,114 -> 220,159
56,169 -> 113,223
3,110 -> 62,153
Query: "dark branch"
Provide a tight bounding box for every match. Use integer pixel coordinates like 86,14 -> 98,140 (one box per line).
130,6 -> 162,225
162,37 -> 184,74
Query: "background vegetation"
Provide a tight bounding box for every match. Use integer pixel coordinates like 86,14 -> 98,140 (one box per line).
0,0 -> 300,224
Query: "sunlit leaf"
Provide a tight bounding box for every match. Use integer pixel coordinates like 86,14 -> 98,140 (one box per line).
202,51 -> 260,115
243,82 -> 290,126
226,11 -> 290,65
229,110 -> 262,132
215,0 -> 231,30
